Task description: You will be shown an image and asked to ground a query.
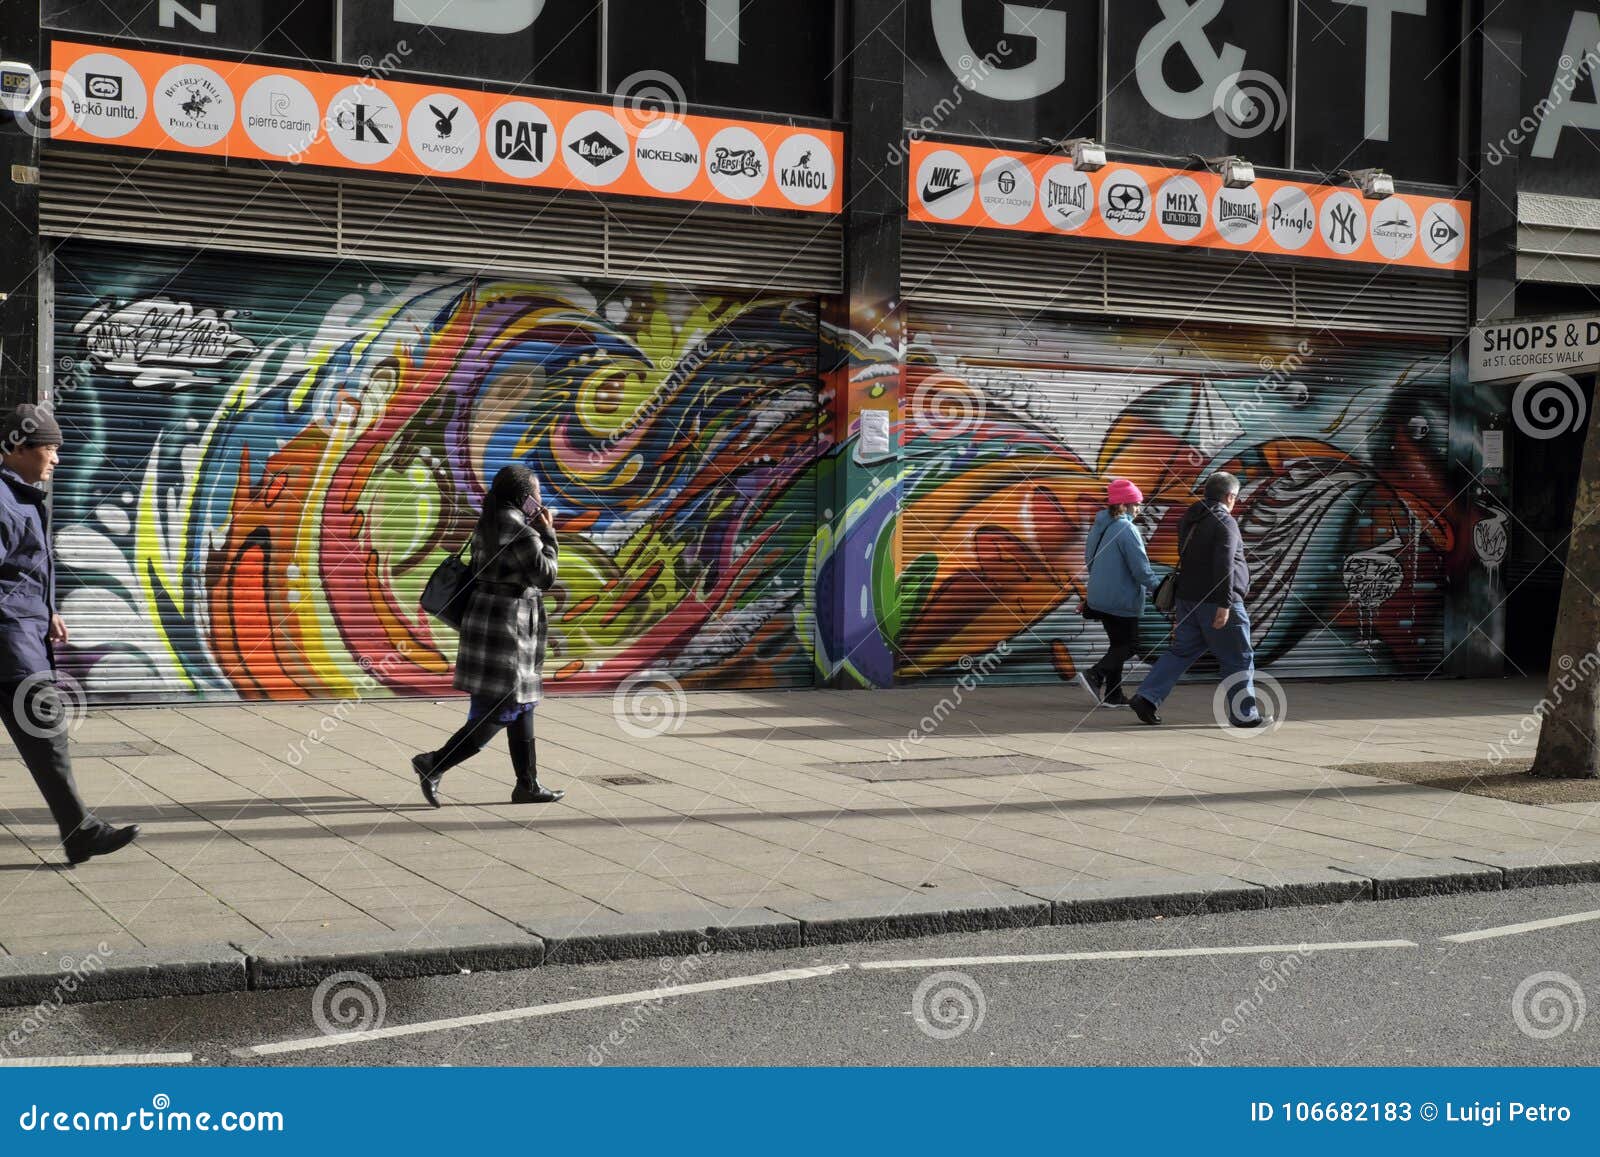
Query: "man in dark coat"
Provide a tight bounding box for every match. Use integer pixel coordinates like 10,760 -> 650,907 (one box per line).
1129,471 -> 1270,729
0,405 -> 139,862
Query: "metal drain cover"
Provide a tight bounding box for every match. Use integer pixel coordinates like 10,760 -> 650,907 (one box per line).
829,755 -> 1084,782
586,773 -> 668,787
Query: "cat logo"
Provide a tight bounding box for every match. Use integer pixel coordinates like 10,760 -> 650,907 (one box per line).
495,119 -> 547,163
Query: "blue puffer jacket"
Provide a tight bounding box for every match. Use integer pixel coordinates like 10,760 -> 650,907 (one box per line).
0,467 -> 56,681
1083,508 -> 1160,619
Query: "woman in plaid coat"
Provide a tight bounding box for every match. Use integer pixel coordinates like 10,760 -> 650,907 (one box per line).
412,465 -> 565,806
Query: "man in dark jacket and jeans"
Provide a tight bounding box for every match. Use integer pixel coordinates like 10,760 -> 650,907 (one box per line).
1,404 -> 139,863
1129,471 -> 1270,729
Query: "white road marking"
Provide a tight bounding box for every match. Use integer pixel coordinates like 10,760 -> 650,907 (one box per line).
1441,908 -> 1600,943
235,964 -> 851,1057
0,1052 -> 192,1067
858,940 -> 1417,970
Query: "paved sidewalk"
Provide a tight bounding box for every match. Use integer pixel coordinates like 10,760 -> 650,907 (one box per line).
1,677 -> 1596,960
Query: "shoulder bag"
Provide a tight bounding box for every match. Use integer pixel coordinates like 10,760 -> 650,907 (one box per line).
420,539 -> 477,630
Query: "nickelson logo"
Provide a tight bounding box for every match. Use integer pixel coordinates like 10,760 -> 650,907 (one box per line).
1216,195 -> 1259,226
496,119 -> 547,163
570,130 -> 623,167
1046,178 -> 1087,217
1161,190 -> 1202,229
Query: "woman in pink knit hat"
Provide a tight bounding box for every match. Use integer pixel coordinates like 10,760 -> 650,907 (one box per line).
1077,478 -> 1162,706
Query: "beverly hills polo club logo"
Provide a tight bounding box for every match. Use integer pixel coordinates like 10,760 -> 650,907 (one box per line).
154,62 -> 231,148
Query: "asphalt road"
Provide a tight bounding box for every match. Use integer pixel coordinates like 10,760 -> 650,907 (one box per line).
4,884 -> 1599,1067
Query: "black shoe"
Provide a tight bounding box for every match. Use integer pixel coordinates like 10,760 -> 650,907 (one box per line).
1075,669 -> 1106,704
1129,695 -> 1162,725
64,823 -> 140,866
1100,687 -> 1131,708
1231,714 -> 1276,730
510,784 -> 565,804
413,753 -> 442,808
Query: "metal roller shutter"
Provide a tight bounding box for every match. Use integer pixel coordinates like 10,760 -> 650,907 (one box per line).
49,240 -> 822,702
898,304 -> 1455,684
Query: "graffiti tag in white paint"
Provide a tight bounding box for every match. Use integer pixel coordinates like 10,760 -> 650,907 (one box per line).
75,297 -> 257,388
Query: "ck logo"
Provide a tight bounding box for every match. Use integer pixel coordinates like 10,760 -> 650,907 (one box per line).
1327,202 -> 1359,246
336,103 -> 390,144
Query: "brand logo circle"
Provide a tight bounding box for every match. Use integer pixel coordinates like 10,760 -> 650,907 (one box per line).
325,83 -> 401,165
772,132 -> 834,208
915,149 -> 975,220
1038,162 -> 1094,232
64,52 -> 147,140
1210,184 -> 1262,246
153,63 -> 232,148
1155,174 -> 1207,242
1319,190 -> 1368,255
978,156 -> 1034,226
1265,186 -> 1316,251
486,100 -> 556,180
633,117 -> 702,194
1099,169 -> 1151,236
241,74 -> 320,158
705,125 -> 768,200
1370,198 -> 1418,261
406,93 -> 479,174
1421,202 -> 1466,264
563,108 -> 631,187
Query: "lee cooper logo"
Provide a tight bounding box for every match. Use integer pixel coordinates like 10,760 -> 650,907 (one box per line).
571,130 -> 623,168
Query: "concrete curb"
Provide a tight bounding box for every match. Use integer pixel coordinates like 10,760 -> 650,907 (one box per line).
5,851 -> 1598,1007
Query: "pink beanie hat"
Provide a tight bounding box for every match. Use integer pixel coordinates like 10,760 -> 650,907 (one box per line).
1106,478 -> 1143,505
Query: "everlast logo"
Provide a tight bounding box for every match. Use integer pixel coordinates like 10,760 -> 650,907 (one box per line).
571,130 -> 623,167
495,120 -> 546,163
1270,203 -> 1313,236
1161,191 -> 1202,228
1046,179 -> 1087,214
1216,196 -> 1259,225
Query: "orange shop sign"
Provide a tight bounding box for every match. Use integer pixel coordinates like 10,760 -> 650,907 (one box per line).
47,40 -> 843,215
908,140 -> 1470,272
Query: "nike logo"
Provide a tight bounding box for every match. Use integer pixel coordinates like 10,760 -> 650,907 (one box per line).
921,179 -> 968,204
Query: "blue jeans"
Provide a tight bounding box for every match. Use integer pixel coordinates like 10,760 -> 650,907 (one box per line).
1135,599 -> 1259,724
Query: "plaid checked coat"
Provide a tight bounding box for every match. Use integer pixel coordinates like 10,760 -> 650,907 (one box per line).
452,506 -> 559,703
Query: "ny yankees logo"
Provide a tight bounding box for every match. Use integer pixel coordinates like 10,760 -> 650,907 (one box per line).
1328,202 -> 1359,246
1136,0 -> 1247,120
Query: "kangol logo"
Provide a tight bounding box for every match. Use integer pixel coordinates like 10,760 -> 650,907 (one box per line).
779,150 -> 828,190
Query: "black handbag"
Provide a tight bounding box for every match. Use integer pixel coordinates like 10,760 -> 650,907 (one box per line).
1152,570 -> 1179,615
420,541 -> 477,630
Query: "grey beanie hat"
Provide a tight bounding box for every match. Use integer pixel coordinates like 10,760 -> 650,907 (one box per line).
2,404 -> 64,450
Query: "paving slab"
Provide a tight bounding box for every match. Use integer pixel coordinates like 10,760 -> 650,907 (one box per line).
1037,875 -> 1266,923
1458,846 -> 1600,888
240,926 -> 546,989
774,888 -> 1050,946
0,942 -> 245,1007
1332,856 -> 1505,899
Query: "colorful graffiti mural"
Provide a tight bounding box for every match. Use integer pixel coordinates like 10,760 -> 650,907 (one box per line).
52,246 -> 827,699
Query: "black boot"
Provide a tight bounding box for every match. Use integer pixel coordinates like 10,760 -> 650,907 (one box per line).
64,823 -> 140,865
508,712 -> 564,805
412,752 -> 442,808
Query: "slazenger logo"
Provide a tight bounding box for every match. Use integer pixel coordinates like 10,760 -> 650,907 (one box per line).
571,130 -> 623,167
1373,212 -> 1414,241
779,149 -> 828,191
1045,179 -> 1087,216
1216,195 -> 1259,225
1161,190 -> 1202,228
1270,203 -> 1313,236
495,119 -> 547,163
921,164 -> 968,204
1104,182 -> 1146,223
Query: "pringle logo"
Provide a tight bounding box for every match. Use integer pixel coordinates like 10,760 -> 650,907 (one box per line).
1270,202 -> 1313,236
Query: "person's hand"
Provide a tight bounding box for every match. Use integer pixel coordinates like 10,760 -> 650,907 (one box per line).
48,614 -> 68,644
534,507 -> 555,533
1212,606 -> 1230,629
